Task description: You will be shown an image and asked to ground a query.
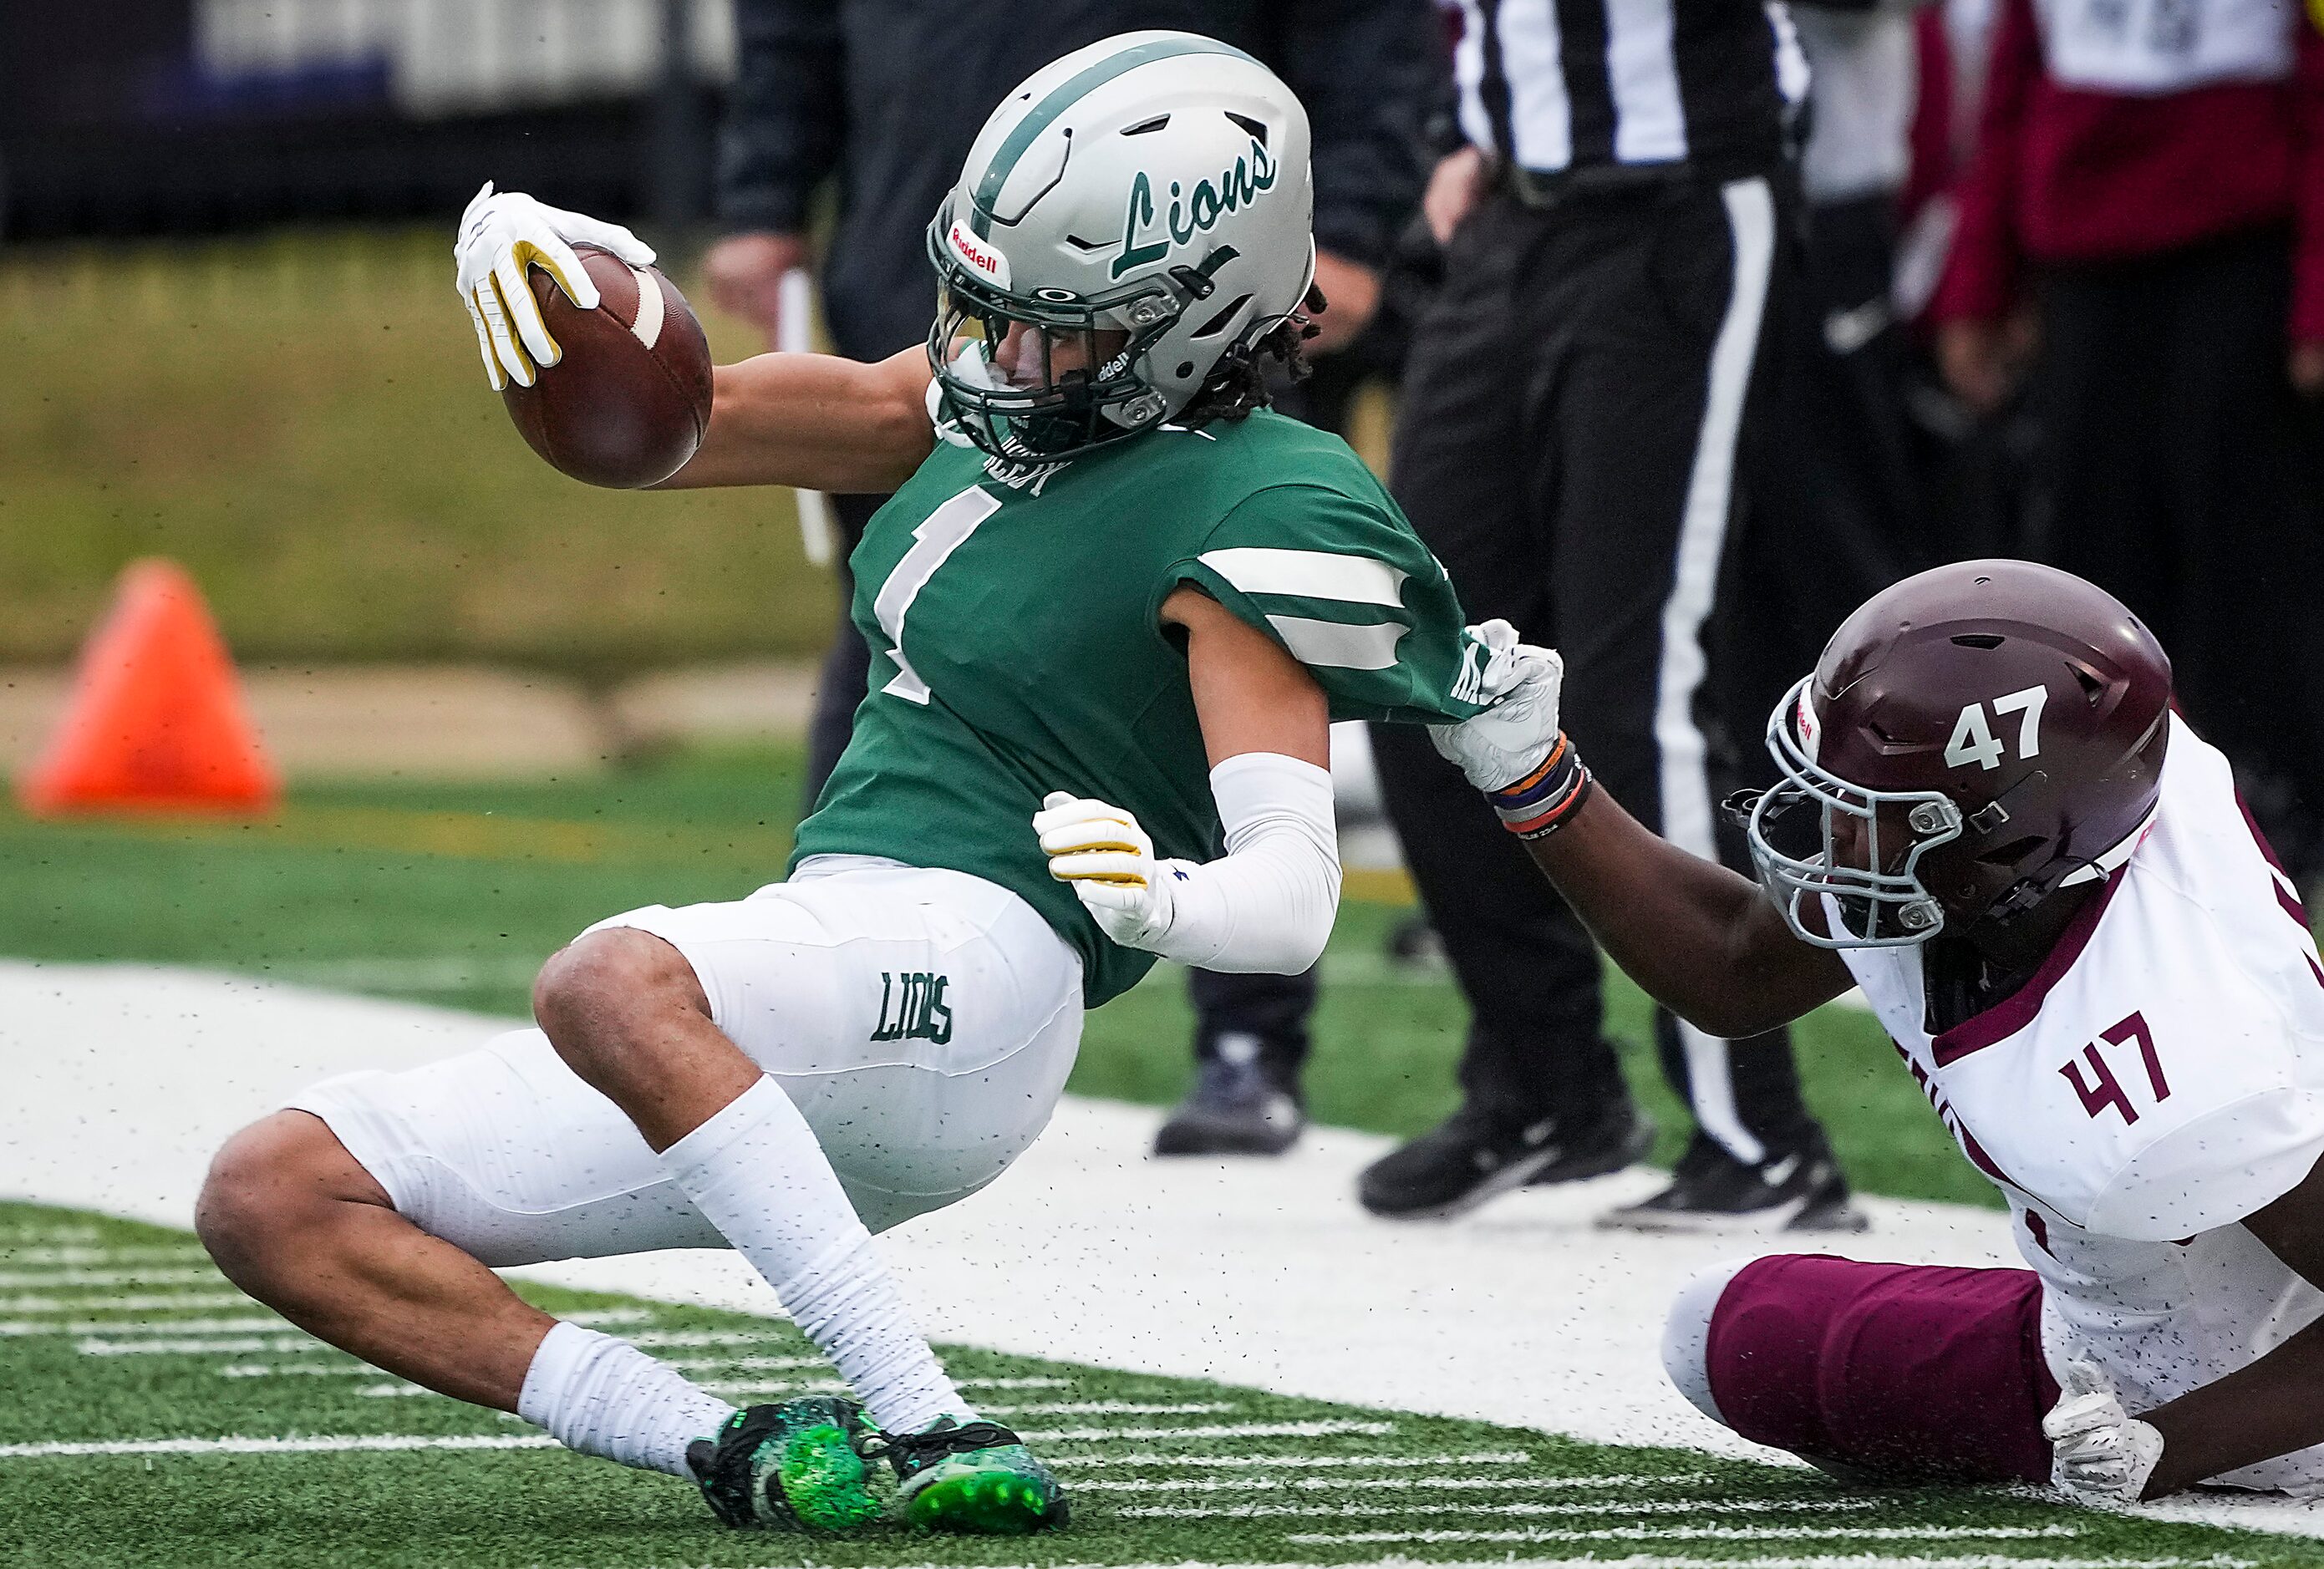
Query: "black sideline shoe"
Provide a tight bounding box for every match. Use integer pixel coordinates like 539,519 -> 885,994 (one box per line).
1599,1130 -> 1869,1234
1153,1055 -> 1306,1156
1358,1100 -> 1654,1219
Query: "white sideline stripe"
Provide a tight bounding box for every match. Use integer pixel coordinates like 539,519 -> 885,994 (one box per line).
1258,1524 -> 2087,1541
1265,615 -> 1407,672
1198,547 -> 1407,607
0,1434 -> 558,1459
1047,1450 -> 1533,1470
0,1291 -> 244,1313
1655,175 -> 1779,1168
1125,1499 -> 1879,1519
1072,1473 -> 1711,1492
0,1267 -> 223,1287
0,1247 -> 207,1266
0,1227 -> 101,1243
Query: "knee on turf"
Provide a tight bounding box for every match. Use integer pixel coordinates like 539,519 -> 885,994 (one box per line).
532,927 -> 709,1074
1660,1258 -> 1753,1430
196,1109 -> 384,1283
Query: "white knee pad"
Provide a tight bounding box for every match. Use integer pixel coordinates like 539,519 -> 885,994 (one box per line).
1663,1257 -> 1754,1428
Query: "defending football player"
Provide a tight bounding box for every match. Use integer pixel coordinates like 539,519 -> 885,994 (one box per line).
1431,561 -> 2324,1500
194,34 -> 1487,1537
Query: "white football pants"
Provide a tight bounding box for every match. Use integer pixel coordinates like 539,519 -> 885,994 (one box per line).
288,862 -> 1084,1260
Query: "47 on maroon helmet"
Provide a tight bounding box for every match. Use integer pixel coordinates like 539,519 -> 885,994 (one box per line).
1736,559 -> 2174,948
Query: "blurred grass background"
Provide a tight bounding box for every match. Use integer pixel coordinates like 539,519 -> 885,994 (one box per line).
0,744 -> 1998,1211
0,231 -> 835,677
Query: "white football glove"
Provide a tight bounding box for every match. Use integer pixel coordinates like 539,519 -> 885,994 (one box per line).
1035,792 -> 1185,952
1428,619 -> 1566,791
454,181 -> 657,391
2044,1358 -> 2164,1505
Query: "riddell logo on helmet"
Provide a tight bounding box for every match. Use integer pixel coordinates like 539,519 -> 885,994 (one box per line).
948,221 -> 1010,288
1797,692 -> 1823,761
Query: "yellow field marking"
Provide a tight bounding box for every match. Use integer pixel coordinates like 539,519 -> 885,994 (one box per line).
3,802 -> 793,871
1342,866 -> 1415,905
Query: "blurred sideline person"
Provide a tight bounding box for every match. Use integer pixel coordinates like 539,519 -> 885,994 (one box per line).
1359,0 -> 1865,1230
198,35 -> 1498,1539
1725,0 -> 1930,738
1432,561 -> 2324,1502
703,0 -> 1443,1157
1930,0 -> 2324,880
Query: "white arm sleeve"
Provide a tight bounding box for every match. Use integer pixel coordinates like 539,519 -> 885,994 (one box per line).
1145,752 -> 1341,974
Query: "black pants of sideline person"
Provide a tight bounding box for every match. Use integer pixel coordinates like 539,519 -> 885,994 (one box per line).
2021,225 -> 2324,876
800,497 -> 1318,1079
1369,174 -> 1819,1164
1722,191 -> 1930,744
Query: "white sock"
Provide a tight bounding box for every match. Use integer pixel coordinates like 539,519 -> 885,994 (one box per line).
663,1075 -> 971,1435
517,1320 -> 735,1478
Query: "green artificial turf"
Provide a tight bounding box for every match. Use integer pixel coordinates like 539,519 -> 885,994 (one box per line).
0,744 -> 1995,1210
0,1201 -> 2303,1569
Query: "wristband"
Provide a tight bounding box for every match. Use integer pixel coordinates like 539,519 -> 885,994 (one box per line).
1486,733 -> 1594,839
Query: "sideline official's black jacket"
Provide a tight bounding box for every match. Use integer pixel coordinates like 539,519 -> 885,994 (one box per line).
716,0 -> 1442,362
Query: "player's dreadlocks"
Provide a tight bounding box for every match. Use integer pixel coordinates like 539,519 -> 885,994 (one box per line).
1175,298 -> 1321,432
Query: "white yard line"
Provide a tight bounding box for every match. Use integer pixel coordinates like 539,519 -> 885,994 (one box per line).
0,1291 -> 247,1313
0,1316 -> 287,1338
1047,1451 -> 1535,1469
1126,1499 -> 1880,1519
0,1420 -> 1383,1460
1070,1474 -> 1710,1491
1041,1421 -> 1393,1441
0,1247 -> 207,1266
0,1266 -> 223,1287
0,1433 -> 560,1459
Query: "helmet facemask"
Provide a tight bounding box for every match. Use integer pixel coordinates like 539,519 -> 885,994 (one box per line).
1743,677 -> 1965,949
927,216 -> 1186,460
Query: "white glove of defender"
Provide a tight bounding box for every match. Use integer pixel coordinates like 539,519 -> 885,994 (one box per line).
2044,1358 -> 2164,1505
1428,619 -> 1567,791
454,181 -> 657,391
1035,792 -> 1185,952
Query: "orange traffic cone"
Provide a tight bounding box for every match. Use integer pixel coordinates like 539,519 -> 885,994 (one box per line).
17,560 -> 280,815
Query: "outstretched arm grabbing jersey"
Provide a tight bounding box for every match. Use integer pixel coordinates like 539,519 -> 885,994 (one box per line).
455,185 -> 933,495
1431,626 -> 1856,1039
1436,619 -> 2324,1502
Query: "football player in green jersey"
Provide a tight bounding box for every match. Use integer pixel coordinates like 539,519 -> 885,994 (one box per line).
197,33 -> 1508,1539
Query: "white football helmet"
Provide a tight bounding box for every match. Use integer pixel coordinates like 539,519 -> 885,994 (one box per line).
925,31 -> 1317,460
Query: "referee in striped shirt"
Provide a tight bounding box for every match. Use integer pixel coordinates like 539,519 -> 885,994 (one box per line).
1361,0 -> 1865,1231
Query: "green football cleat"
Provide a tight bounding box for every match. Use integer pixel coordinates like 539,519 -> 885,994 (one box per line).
873,1416 -> 1069,1534
685,1397 -> 883,1532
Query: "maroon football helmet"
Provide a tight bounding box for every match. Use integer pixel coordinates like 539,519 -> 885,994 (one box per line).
1742,560 -> 2174,947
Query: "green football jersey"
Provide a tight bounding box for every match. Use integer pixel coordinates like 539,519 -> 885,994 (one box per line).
790,409 -> 1487,1006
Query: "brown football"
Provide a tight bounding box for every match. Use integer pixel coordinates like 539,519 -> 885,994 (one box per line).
501,246 -> 714,489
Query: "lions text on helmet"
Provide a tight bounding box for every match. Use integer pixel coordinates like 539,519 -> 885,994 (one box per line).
924,33 -> 1317,462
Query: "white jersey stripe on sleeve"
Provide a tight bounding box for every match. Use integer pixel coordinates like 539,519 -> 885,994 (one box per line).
1265,616 -> 1408,671
1199,547 -> 1408,608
